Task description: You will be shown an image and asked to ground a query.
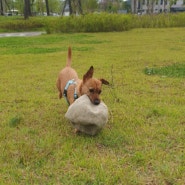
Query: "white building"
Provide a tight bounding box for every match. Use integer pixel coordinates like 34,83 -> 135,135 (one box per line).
131,0 -> 185,14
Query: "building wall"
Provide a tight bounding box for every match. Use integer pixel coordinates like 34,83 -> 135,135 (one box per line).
131,0 -> 184,14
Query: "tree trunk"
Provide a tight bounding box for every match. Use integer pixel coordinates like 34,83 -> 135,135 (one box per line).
133,0 -> 136,14
78,0 -> 83,14
45,0 -> 50,16
24,0 -> 32,19
24,0 -> 29,19
0,0 -> 3,15
28,0 -> 31,16
69,0 -> 73,15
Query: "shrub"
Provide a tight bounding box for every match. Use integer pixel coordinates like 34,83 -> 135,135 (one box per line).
0,17 -> 45,32
132,13 -> 185,28
0,13 -> 185,33
44,13 -> 133,33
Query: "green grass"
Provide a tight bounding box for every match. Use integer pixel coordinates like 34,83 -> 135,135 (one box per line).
0,28 -> 185,184
144,63 -> 185,78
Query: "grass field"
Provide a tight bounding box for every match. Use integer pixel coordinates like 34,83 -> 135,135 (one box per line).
0,28 -> 184,184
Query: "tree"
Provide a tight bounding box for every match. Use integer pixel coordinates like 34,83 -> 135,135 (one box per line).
45,0 -> 49,15
122,0 -> 131,13
62,0 -> 83,15
48,0 -> 61,14
169,0 -> 177,7
82,0 -> 98,13
70,0 -> 83,15
24,0 -> 30,19
0,0 -> 3,15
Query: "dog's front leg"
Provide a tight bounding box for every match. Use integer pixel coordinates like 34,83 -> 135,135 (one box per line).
67,85 -> 76,105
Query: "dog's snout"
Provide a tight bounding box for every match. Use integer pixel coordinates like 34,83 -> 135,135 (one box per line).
94,99 -> 100,105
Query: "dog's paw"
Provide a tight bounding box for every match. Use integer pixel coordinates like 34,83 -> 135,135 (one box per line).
74,128 -> 81,134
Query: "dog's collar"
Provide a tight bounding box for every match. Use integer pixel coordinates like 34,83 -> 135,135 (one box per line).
64,79 -> 78,105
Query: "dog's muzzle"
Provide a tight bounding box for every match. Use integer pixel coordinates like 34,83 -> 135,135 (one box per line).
93,99 -> 100,105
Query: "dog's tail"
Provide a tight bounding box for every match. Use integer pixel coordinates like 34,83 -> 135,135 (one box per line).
66,47 -> 72,67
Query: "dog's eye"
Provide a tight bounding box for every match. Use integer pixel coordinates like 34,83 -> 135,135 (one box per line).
89,89 -> 94,93
98,90 -> 101,94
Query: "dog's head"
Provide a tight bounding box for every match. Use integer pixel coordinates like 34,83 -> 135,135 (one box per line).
79,66 -> 109,105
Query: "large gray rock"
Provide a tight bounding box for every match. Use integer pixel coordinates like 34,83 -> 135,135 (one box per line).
65,95 -> 108,135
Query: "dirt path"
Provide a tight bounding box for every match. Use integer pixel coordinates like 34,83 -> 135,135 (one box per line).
0,31 -> 45,37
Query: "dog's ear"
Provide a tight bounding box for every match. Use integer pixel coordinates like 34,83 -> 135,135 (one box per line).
99,78 -> 109,85
83,66 -> 94,82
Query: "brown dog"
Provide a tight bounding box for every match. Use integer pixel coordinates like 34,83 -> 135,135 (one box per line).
56,47 -> 109,105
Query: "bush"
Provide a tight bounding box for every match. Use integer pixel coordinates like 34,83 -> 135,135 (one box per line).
132,13 -> 185,28
44,13 -> 133,33
0,13 -> 185,33
0,17 -> 45,32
